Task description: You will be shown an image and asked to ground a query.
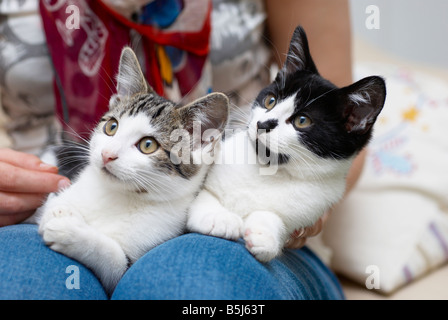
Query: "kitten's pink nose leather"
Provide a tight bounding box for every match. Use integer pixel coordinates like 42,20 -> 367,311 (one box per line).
102,151 -> 118,165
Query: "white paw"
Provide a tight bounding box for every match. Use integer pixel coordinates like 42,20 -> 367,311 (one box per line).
244,226 -> 282,262
39,205 -> 81,229
189,210 -> 243,240
39,207 -> 87,255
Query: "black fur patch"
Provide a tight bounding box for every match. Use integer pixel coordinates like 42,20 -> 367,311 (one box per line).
254,139 -> 290,165
257,119 -> 278,132
255,71 -> 383,160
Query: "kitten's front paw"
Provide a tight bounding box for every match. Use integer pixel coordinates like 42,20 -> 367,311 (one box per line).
41,217 -> 74,249
188,210 -> 243,240
243,211 -> 285,262
244,227 -> 282,262
39,206 -> 87,254
39,205 -> 81,229
40,216 -> 89,255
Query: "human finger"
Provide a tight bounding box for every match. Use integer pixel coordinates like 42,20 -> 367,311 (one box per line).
301,211 -> 331,238
0,148 -> 58,173
285,211 -> 332,249
0,191 -> 47,216
0,210 -> 36,227
0,162 -> 70,194
285,236 -> 307,249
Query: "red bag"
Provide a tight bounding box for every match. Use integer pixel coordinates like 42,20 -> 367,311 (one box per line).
39,0 -> 211,140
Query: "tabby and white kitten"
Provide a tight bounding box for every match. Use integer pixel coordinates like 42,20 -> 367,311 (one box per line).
37,47 -> 228,293
187,26 -> 386,262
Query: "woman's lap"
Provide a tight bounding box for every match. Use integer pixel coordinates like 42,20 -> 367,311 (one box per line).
0,224 -> 344,300
0,224 -> 107,300
112,233 -> 344,300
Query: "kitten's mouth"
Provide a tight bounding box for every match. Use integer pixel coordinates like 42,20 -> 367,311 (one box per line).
101,166 -> 148,193
102,166 -> 119,180
254,138 -> 290,165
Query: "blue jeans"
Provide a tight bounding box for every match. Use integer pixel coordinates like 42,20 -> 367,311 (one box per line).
0,224 -> 344,300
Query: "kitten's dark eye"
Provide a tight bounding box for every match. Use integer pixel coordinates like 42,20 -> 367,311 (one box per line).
264,94 -> 276,110
104,118 -> 119,136
137,137 -> 159,154
293,115 -> 313,129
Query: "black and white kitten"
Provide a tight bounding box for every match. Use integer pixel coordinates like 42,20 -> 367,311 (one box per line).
187,26 -> 386,262
37,47 -> 229,293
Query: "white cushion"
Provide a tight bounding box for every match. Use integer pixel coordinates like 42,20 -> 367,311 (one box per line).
323,63 -> 448,294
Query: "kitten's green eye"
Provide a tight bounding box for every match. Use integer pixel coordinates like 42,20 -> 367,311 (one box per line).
137,137 -> 158,154
294,115 -> 313,129
104,118 -> 119,136
264,94 -> 276,110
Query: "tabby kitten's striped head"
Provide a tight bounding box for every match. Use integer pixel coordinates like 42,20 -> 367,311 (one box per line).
89,47 -> 229,199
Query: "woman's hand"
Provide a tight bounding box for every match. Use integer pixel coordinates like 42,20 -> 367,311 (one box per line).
285,211 -> 331,249
0,148 -> 70,227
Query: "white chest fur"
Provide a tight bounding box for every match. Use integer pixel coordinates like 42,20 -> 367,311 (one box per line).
37,164 -> 193,293
209,130 -> 348,224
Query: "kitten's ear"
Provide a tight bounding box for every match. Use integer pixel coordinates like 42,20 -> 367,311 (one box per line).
340,76 -> 386,134
177,93 -> 229,147
115,47 -> 153,97
282,25 -> 318,75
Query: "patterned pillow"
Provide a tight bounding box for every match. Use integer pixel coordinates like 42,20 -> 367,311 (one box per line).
323,63 -> 448,294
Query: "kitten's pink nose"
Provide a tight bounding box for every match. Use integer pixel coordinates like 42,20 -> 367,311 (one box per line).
102,150 -> 118,165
